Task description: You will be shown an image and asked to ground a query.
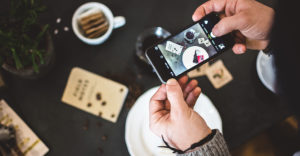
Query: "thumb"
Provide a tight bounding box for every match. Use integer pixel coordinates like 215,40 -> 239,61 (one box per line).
166,79 -> 186,111
212,14 -> 244,37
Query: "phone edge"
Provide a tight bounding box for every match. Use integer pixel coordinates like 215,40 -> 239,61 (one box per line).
145,51 -> 167,84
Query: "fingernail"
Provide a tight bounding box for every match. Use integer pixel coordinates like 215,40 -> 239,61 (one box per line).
194,87 -> 201,95
239,47 -> 244,53
211,32 -> 217,38
167,78 -> 177,85
212,27 -> 220,36
192,15 -> 197,21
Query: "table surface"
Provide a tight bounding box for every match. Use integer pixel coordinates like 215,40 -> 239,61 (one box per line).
1,0 -> 291,155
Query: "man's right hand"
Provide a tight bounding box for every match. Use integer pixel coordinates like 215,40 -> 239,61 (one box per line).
193,0 -> 275,54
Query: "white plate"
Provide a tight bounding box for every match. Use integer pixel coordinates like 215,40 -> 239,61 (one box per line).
256,51 -> 276,93
182,46 -> 209,69
125,86 -> 223,156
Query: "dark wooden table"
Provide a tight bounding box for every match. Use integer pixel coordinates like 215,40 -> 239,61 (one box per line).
1,0 -> 291,155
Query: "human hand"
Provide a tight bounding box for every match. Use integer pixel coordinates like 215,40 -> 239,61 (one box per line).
149,76 -> 211,150
193,0 -> 275,54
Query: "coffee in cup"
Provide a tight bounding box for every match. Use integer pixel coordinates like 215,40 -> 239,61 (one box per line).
184,29 -> 199,44
72,2 -> 126,45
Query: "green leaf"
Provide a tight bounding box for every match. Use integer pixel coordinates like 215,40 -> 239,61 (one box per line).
31,53 -> 39,73
34,49 -> 44,65
30,10 -> 38,19
3,0 -> 47,73
36,24 -> 49,42
23,34 -> 32,44
37,5 -> 46,12
11,48 -> 23,69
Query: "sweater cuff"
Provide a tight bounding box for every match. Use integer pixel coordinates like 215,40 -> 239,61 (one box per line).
177,129 -> 231,156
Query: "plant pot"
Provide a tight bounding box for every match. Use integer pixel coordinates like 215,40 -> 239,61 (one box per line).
2,32 -> 55,79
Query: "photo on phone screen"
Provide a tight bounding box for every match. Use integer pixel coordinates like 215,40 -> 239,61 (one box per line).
146,13 -> 234,83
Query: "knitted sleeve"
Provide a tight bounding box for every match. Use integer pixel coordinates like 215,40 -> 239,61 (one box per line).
178,129 -> 231,156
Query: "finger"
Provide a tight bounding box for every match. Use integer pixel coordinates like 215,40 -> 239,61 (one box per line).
212,14 -> 244,37
232,44 -> 246,54
192,0 -> 226,21
171,75 -> 188,111
186,87 -> 201,108
149,84 -> 167,115
166,79 -> 186,112
183,79 -> 198,98
232,31 -> 247,54
151,84 -> 167,101
178,75 -> 188,90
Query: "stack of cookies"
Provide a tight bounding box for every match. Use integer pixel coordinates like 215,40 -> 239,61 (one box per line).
78,9 -> 109,39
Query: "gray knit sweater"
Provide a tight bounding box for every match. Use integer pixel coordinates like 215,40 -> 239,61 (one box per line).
178,130 -> 231,156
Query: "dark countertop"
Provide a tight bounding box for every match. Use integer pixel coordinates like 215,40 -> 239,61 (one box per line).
1,0 -> 290,155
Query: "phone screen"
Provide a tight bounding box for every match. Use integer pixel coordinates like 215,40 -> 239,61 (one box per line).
155,14 -> 230,76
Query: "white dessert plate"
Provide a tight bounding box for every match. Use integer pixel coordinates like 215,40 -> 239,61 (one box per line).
256,50 -> 276,93
125,86 -> 223,156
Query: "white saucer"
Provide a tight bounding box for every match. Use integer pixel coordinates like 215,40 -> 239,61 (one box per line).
125,86 -> 223,156
256,51 -> 276,93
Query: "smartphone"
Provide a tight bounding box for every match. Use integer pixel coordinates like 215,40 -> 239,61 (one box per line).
146,13 -> 234,83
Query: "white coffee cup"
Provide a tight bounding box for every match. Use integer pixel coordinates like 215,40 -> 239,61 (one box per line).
72,2 -> 126,45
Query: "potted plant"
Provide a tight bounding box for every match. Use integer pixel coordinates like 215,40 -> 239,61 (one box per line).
0,0 -> 54,79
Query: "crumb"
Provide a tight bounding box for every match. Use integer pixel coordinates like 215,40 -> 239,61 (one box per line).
64,26 -> 69,31
101,101 -> 106,106
56,18 -> 61,24
101,135 -> 107,141
83,119 -> 89,130
54,29 -> 59,35
137,74 -> 142,79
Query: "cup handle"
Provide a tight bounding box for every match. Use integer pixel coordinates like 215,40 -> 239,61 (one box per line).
113,16 -> 126,29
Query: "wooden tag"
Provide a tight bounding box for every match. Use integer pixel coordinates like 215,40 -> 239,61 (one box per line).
206,60 -> 233,89
61,67 -> 128,123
